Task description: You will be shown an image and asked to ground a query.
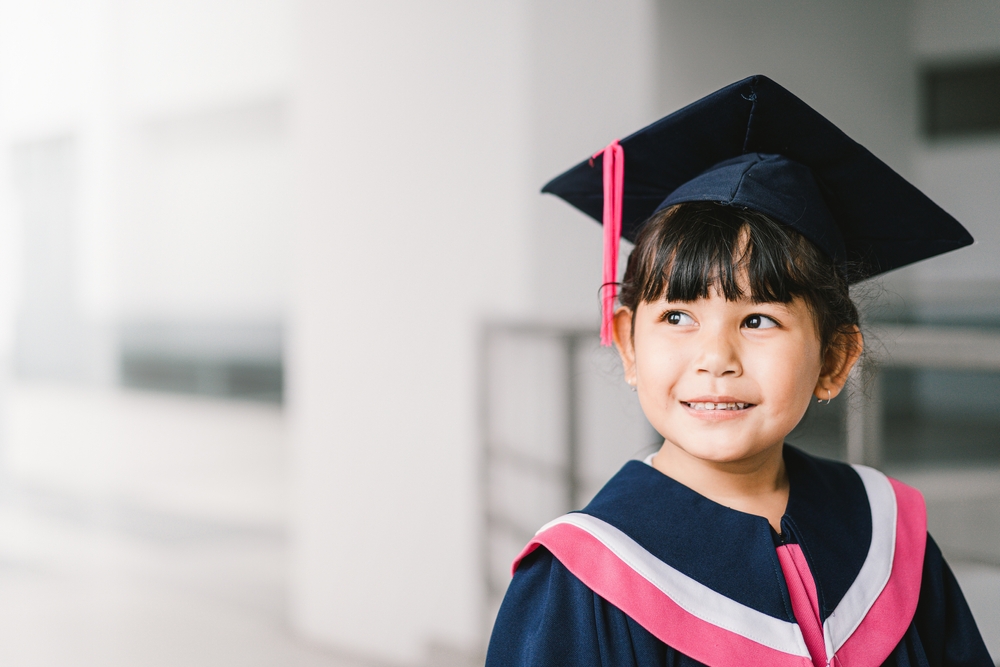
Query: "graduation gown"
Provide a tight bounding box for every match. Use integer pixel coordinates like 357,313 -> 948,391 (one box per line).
486,446 -> 992,667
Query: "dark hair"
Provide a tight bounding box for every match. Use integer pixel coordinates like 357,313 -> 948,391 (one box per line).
618,202 -> 860,358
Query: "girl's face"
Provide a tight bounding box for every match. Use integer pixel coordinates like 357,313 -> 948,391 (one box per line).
615,288 -> 844,466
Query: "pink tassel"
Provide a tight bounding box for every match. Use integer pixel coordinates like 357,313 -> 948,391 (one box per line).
595,140 -> 624,346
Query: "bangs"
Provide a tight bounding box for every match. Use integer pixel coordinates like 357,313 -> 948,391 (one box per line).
633,203 -> 819,306
619,200 -> 859,356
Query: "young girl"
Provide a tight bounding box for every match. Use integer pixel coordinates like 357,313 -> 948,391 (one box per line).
485,76 -> 992,667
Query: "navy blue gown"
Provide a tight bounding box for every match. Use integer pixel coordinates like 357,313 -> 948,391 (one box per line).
486,447 -> 992,667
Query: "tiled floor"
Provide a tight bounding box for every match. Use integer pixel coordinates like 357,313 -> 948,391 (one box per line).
0,383 -> 369,667
0,482 -> 365,667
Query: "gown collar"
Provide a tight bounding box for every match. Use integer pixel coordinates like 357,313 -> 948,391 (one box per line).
513,445 -> 927,667
581,445 -> 871,622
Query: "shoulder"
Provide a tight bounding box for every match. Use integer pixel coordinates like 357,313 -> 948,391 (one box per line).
497,547 -> 598,629
488,547 -> 666,667
907,534 -> 995,666
488,548 -> 596,667
784,445 -> 926,522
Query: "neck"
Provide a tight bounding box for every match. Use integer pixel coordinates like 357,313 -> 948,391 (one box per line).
651,441 -> 789,531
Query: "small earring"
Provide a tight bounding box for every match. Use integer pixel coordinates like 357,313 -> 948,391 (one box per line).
628,380 -> 637,392
816,388 -> 832,404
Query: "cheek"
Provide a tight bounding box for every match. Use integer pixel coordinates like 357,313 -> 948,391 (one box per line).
633,336 -> 686,388
756,337 -> 823,406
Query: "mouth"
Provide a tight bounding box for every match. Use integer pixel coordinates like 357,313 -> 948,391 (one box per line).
681,401 -> 755,411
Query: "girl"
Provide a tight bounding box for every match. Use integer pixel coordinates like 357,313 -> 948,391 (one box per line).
485,76 -> 991,667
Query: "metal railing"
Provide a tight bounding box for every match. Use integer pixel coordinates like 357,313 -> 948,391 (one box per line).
847,325 -> 1000,466
479,323 -> 596,616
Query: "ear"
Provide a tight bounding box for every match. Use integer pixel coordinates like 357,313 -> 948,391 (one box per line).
814,326 -> 863,401
612,306 -> 637,387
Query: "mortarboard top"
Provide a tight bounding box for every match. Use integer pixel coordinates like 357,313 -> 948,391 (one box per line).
542,75 -> 973,283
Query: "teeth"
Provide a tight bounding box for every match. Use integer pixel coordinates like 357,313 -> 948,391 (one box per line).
686,402 -> 750,411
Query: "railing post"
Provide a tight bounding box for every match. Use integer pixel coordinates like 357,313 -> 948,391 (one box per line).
845,360 -> 882,467
563,333 -> 580,511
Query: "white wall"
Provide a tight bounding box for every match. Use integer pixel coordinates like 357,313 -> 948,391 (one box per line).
115,0 -> 294,323
288,1 -> 656,663
912,0 -> 1000,60
525,0 -> 657,321
119,0 -> 292,118
116,101 -> 290,322
289,3 -> 527,662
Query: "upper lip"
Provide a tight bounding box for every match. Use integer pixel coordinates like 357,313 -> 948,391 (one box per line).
682,396 -> 749,403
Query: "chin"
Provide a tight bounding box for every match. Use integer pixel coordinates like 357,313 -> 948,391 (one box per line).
669,435 -> 774,464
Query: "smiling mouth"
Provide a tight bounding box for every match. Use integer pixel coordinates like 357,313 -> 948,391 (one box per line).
683,401 -> 754,411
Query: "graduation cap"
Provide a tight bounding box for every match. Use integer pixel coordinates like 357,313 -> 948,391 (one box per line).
542,75 -> 973,345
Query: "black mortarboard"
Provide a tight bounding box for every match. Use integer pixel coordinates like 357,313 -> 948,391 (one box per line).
543,75 -> 973,283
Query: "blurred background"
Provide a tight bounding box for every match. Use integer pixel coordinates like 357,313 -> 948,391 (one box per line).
0,0 -> 996,665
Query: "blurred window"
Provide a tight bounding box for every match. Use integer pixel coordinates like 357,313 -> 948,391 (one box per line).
118,321 -> 283,404
922,59 -> 1000,139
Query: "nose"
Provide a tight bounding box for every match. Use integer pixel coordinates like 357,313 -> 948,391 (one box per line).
696,330 -> 742,377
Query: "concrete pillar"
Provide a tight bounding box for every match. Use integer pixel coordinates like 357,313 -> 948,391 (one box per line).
289,1 -> 655,663
289,3 -> 527,662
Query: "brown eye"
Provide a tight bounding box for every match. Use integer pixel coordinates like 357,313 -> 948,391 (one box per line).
743,314 -> 778,329
665,311 -> 694,325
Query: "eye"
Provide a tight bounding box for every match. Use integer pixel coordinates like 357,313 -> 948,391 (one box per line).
664,311 -> 695,326
743,314 -> 779,329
